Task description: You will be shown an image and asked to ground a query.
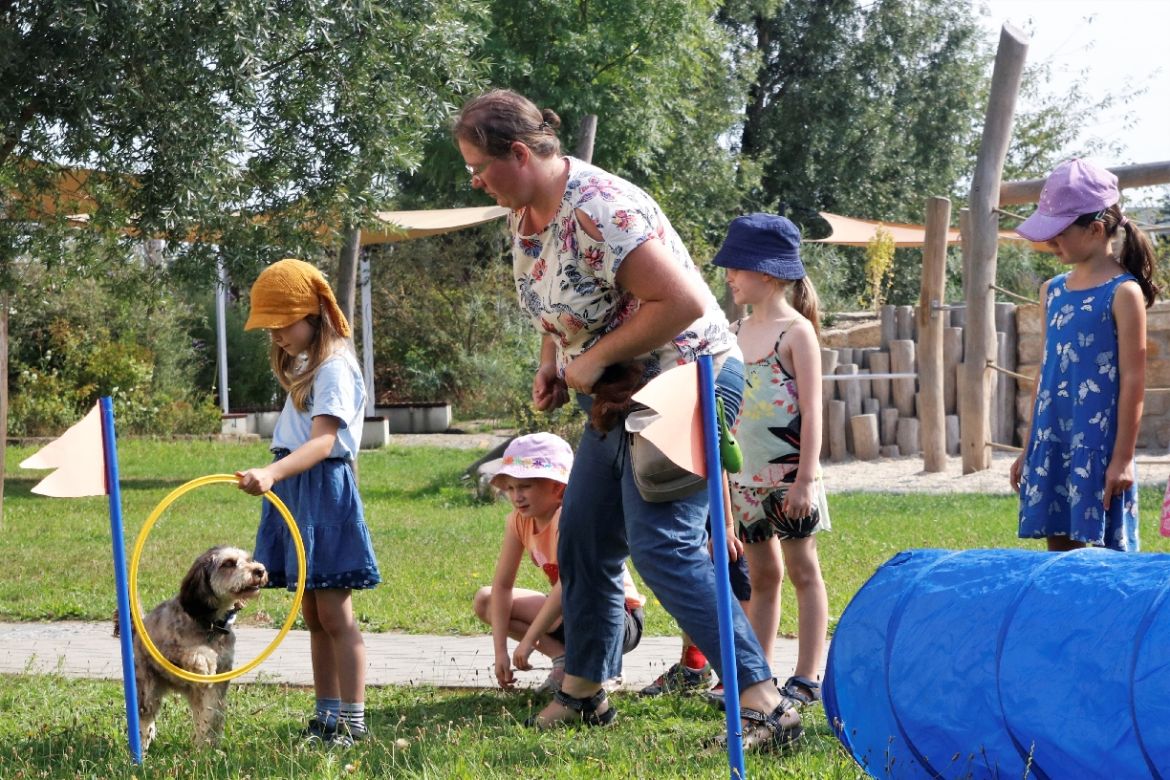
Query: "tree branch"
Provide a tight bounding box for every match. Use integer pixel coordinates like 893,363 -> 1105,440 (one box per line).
257,29 -> 366,79
0,104 -> 39,168
591,41 -> 643,81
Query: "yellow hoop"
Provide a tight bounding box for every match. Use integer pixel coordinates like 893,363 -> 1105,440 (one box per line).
129,474 -> 306,684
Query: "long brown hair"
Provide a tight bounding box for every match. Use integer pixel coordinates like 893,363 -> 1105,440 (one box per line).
790,276 -> 822,335
1073,204 -> 1160,307
452,89 -> 562,158
269,314 -> 350,411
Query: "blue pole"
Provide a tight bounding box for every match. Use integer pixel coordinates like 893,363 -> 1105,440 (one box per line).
100,397 -> 143,765
697,355 -> 746,779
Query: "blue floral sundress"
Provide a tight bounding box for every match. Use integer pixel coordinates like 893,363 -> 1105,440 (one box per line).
1018,271 -> 1139,551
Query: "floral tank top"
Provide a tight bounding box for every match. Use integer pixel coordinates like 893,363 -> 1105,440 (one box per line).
509,157 -> 734,379
728,326 -> 804,489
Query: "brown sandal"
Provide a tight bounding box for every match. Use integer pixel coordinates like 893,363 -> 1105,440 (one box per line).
710,700 -> 803,752
525,688 -> 617,729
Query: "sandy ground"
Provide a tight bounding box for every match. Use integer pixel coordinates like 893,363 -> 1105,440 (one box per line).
821,450 -> 1170,494
822,450 -> 1017,495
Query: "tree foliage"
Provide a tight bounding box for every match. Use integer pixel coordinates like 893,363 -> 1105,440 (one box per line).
1,0 -> 486,285
402,0 -> 755,258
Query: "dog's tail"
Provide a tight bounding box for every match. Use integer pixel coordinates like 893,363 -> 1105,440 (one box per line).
112,606 -> 141,639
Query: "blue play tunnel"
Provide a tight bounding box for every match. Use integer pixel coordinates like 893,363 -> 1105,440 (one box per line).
823,548 -> 1170,779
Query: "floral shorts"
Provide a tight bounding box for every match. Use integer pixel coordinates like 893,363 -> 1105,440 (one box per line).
730,480 -> 831,544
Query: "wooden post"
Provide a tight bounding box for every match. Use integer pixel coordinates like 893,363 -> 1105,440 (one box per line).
919,196 -> 951,472
896,418 -> 921,457
995,302 -> 1018,445
880,408 -> 900,447
999,161 -> 1170,205
869,352 -> 891,408
889,340 -> 917,417
943,327 -> 964,414
821,348 -> 838,461
575,115 -> 598,164
828,400 -> 848,462
961,23 -> 1028,474
945,415 -> 961,455
857,369 -> 872,404
895,305 -> 915,341
851,414 -> 880,460
838,364 -> 861,453
880,305 -> 896,349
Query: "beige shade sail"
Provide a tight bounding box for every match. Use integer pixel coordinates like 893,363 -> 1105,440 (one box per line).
810,210 -> 1042,250
361,206 -> 509,245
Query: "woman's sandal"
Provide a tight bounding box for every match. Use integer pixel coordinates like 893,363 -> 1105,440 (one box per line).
709,700 -> 803,753
524,688 -> 617,729
779,675 -> 821,707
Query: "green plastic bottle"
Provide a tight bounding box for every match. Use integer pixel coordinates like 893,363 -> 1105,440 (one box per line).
715,396 -> 743,473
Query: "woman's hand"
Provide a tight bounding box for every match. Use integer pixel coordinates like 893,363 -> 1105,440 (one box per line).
533,363 -> 568,411
564,350 -> 605,396
494,652 -> 516,690
1009,453 -> 1025,493
512,638 -> 536,671
235,467 -> 276,496
1103,458 -> 1135,511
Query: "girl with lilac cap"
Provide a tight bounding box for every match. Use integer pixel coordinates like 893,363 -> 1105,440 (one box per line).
1010,159 -> 1159,551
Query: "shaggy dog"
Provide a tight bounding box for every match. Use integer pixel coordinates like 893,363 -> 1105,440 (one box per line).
119,546 -> 267,751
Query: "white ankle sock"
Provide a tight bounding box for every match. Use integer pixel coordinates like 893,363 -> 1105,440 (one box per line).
340,701 -> 366,734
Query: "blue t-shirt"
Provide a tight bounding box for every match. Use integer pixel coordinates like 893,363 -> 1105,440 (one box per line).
271,349 -> 365,460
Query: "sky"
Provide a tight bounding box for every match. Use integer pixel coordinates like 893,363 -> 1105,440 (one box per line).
977,0 -> 1169,203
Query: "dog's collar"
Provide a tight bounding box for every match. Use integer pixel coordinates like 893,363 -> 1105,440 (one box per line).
206,607 -> 240,640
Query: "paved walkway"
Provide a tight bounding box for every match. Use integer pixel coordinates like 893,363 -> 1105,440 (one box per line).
3,621 -> 822,692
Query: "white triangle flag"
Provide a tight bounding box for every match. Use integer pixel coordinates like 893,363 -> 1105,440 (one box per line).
19,403 -> 108,497
631,361 -> 706,478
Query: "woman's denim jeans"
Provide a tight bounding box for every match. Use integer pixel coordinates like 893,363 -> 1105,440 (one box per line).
557,357 -> 771,688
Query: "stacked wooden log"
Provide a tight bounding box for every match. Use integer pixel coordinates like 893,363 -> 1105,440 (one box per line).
821,302 -> 1018,461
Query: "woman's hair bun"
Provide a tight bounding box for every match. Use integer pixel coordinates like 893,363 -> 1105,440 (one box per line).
540,108 -> 562,130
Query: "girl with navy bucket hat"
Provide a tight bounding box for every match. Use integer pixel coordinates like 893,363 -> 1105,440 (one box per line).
712,213 -> 831,711
1009,159 -> 1159,552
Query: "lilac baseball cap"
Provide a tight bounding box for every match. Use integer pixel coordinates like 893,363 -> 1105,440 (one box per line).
486,432 -> 574,487
1016,159 -> 1119,242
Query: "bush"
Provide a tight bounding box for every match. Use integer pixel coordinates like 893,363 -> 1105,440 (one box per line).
8,259 -> 220,437
366,225 -> 539,418
188,294 -> 282,412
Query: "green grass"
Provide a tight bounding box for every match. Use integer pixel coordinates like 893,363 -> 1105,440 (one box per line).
5,438 -> 1169,635
5,438 -> 1169,778
0,675 -> 867,779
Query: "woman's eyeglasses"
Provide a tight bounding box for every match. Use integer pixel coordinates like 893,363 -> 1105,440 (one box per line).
465,158 -> 497,180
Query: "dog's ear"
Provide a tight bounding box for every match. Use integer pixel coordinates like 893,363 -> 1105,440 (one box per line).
179,547 -> 224,623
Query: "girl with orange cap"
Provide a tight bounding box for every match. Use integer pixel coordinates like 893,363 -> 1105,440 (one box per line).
236,258 -> 380,747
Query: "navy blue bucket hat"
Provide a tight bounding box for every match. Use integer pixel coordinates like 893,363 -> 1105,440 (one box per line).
712,213 -> 805,280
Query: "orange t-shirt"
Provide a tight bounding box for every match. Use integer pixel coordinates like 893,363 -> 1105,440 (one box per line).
506,508 -> 645,610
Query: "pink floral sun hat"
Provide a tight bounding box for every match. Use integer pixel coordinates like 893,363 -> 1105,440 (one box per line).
486,433 -> 574,487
